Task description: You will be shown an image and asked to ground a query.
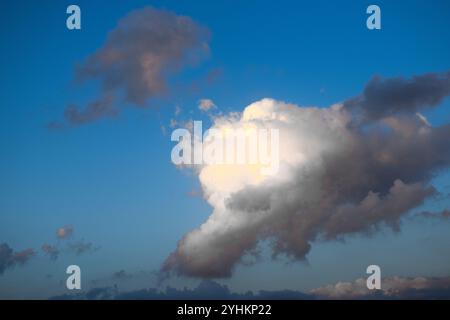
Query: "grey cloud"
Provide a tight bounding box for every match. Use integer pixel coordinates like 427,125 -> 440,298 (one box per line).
0,243 -> 35,275
344,71 -> 450,121
53,7 -> 209,127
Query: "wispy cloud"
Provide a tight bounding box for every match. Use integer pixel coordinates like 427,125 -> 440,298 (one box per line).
41,244 -> 59,260
68,239 -> 98,255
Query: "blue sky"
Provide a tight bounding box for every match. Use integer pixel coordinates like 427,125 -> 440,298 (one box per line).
1,0 -> 450,299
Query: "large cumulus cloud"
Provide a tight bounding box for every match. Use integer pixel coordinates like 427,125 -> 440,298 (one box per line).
163,70 -> 450,278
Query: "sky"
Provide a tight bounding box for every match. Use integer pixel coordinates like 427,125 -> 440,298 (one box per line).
0,0 -> 450,299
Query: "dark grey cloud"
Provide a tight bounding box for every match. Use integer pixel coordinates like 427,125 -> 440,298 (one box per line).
0,243 -> 35,275
344,70 -> 450,121
163,70 -> 450,279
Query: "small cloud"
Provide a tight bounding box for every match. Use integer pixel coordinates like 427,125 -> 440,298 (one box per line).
112,270 -> 133,280
186,189 -> 202,198
0,243 -> 35,275
45,121 -> 65,131
175,105 -> 182,116
11,248 -> 35,265
311,275 -> 450,299
64,95 -> 118,126
198,99 -> 216,112
160,125 -> 167,136
416,209 -> 450,219
169,118 -> 178,128
57,225 -> 74,240
68,239 -> 98,255
416,112 -> 431,127
182,120 -> 194,132
42,244 -> 60,260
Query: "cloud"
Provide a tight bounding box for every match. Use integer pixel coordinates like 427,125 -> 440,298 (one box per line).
49,280 -> 313,300
416,209 -> 450,219
198,99 -> 216,112
0,243 -> 35,275
56,225 -> 74,240
41,244 -> 59,260
56,7 -> 209,127
68,239 -> 98,255
162,70 -> 450,278
45,121 -> 65,131
175,105 -> 182,116
344,70 -> 450,121
49,276 -> 450,300
76,6 -> 208,105
64,95 -> 118,125
311,276 -> 450,299
169,118 -> 178,128
112,270 -> 133,280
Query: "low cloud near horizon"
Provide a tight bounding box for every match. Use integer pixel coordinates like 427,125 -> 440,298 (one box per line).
49,275 -> 450,300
